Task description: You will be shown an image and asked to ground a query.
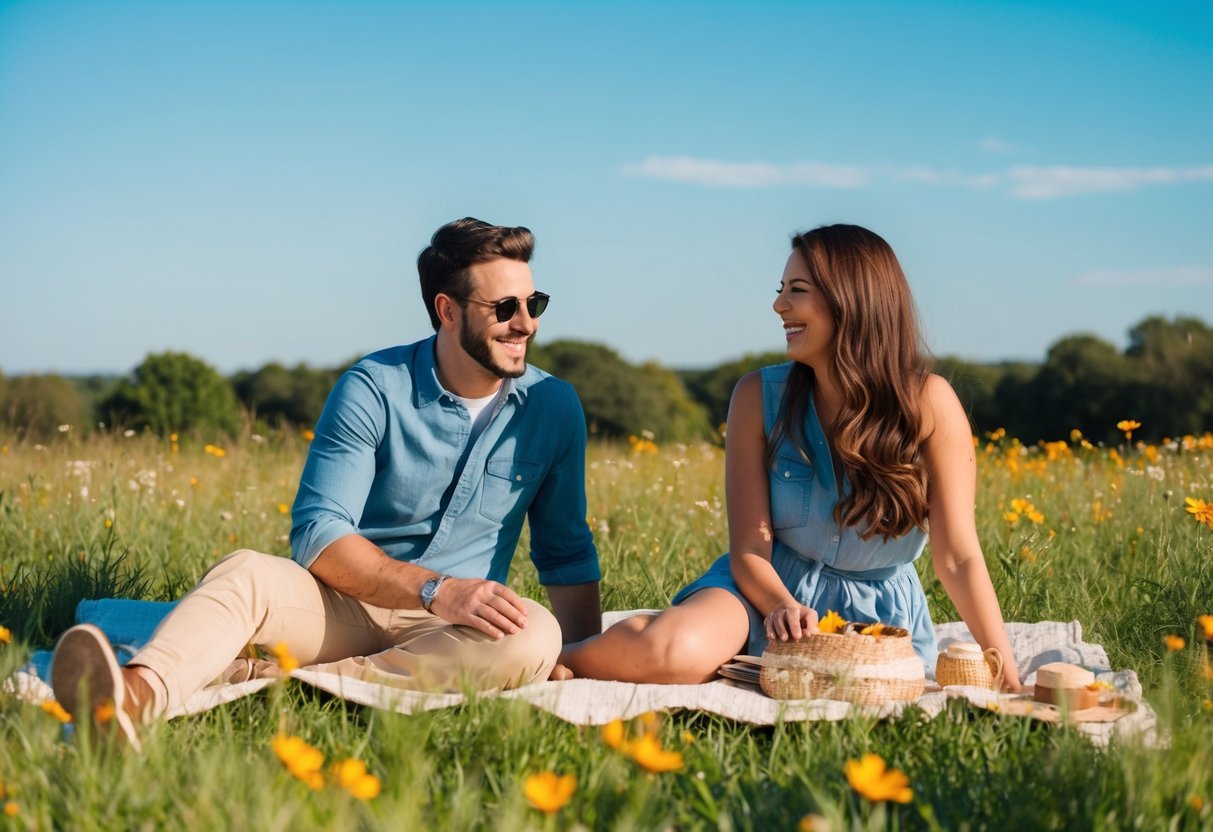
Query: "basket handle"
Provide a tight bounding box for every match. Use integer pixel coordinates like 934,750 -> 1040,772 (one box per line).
983,647 -> 1004,687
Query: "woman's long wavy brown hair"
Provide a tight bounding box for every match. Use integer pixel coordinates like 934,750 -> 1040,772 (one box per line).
766,224 -> 931,540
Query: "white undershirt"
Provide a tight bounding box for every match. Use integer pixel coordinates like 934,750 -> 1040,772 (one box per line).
454,385 -> 505,440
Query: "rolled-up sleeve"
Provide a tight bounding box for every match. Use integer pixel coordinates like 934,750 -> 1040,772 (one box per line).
527,388 -> 600,585
290,368 -> 385,569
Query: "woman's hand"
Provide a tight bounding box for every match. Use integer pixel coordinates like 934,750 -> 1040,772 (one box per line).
997,655 -> 1023,693
764,603 -> 819,642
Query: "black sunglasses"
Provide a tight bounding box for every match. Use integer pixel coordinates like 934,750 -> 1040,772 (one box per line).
461,291 -> 550,323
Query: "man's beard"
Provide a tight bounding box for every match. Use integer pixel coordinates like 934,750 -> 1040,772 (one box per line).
460,315 -> 527,379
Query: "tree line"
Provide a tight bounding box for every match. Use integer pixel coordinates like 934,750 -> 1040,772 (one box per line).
2,315 -> 1210,445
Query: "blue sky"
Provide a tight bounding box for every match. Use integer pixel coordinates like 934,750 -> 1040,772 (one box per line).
1,0 -> 1210,376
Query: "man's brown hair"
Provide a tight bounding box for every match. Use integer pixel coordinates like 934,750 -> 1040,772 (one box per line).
417,217 -> 535,330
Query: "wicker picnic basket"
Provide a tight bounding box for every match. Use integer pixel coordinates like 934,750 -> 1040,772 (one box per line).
935,642 -> 1003,690
759,622 -> 925,705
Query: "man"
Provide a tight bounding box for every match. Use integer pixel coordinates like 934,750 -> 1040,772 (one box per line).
51,217 -> 602,748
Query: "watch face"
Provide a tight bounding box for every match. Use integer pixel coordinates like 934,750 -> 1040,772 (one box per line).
422,577 -> 442,609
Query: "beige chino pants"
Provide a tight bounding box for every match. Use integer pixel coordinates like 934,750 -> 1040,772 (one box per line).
131,549 -> 563,716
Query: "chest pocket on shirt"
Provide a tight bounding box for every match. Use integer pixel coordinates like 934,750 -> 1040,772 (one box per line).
769,454 -> 814,530
480,458 -> 543,523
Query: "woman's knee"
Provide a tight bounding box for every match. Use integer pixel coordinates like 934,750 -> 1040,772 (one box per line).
640,598 -> 748,682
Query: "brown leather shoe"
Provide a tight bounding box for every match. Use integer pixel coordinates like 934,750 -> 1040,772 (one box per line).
50,624 -> 143,752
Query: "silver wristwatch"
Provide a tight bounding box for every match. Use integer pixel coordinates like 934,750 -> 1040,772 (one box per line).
420,575 -> 449,613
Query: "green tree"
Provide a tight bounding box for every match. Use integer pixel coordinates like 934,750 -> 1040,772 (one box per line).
1124,316 -> 1213,438
100,352 -> 242,437
935,357 -> 1039,437
529,340 -> 711,442
232,362 -> 340,428
679,351 -> 786,428
1018,334 -> 1139,443
637,360 -> 714,441
0,374 -> 88,440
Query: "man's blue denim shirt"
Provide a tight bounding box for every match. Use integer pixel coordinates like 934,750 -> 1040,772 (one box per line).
290,336 -> 600,586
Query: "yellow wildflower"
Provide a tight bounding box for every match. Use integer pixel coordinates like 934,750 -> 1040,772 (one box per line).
523,771 -> 576,814
1003,511 -> 1020,524
628,434 -> 658,454
1198,615 -> 1213,641
332,758 -> 381,800
628,734 -> 684,773
272,734 -> 325,789
681,730 -> 695,744
1185,498 -> 1213,529
1191,795 -> 1204,813
1117,420 -> 1141,442
798,814 -> 831,832
302,429 -> 315,442
41,699 -> 72,723
860,622 -> 886,637
4,801 -> 17,817
0,625 -> 11,644
203,444 -> 227,458
1163,634 -> 1185,652
277,503 -> 290,515
271,642 -> 300,673
986,428 -> 1006,441
845,753 -> 913,804
637,711 -> 659,734
817,610 -> 845,635
94,702 -> 115,724
601,719 -> 626,750
1070,428 -> 1083,443
1026,508 -> 1045,525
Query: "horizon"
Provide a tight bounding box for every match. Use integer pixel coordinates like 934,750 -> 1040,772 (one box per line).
4,311 -> 1209,381
2,1 -> 1211,377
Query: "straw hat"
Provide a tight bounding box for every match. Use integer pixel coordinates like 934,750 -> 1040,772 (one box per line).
759,622 -> 925,705
1033,662 -> 1099,710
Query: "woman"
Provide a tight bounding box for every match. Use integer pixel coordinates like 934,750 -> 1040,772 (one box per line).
560,224 -> 1021,690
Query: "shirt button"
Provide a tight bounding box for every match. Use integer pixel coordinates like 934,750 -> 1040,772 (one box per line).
515,475 -> 523,482
783,471 -> 791,478
832,535 -> 840,542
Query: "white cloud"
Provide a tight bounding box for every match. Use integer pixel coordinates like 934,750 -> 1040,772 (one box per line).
622,156 -> 1213,199
891,167 -> 1000,188
979,136 -> 1017,153
1008,165 -> 1213,199
621,156 -> 870,188
1073,265 -> 1213,287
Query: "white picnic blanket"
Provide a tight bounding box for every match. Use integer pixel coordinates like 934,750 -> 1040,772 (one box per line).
9,616 -> 1160,747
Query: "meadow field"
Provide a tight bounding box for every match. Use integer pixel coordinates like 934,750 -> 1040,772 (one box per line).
1,426 -> 1211,830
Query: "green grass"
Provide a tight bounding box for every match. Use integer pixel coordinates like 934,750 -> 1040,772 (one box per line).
1,430 -> 1212,830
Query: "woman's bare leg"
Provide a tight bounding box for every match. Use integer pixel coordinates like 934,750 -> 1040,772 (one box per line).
558,589 -> 749,683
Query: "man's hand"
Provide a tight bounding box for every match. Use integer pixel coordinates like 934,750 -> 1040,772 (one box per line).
428,578 -> 530,639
